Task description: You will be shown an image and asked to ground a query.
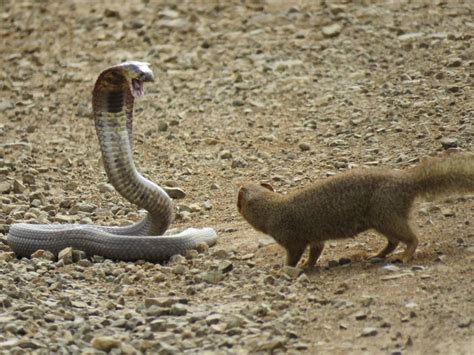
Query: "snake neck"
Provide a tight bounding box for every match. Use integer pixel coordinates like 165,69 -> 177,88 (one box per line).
92,89 -> 173,235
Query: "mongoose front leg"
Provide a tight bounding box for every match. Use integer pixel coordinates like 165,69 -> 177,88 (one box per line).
301,241 -> 325,268
286,244 -> 306,267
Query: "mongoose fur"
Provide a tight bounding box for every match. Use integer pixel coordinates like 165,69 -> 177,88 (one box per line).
237,153 -> 474,267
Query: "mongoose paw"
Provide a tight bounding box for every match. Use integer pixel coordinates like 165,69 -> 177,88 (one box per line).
387,253 -> 412,264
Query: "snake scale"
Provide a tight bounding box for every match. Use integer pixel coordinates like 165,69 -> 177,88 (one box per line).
7,62 -> 217,262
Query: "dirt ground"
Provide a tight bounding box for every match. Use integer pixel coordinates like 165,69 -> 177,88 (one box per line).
0,0 -> 473,354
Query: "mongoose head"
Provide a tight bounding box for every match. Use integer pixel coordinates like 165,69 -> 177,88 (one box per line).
237,182 -> 274,211
237,182 -> 276,234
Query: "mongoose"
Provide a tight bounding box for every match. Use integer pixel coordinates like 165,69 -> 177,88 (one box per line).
237,153 -> 474,267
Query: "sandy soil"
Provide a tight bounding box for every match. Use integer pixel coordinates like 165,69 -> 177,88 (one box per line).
0,1 -> 473,354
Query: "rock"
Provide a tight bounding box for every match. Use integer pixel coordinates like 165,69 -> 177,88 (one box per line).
158,121 -> 168,132
255,338 -> 286,351
58,247 -> 74,265
31,249 -> 55,261
339,257 -> 351,265
328,260 -> 339,268
361,327 -> 378,337
0,181 -> 11,193
218,260 -> 233,273
184,249 -> 199,259
322,23 -> 343,37
440,137 -> 458,149
219,150 -> 232,159
231,157 -> 248,168
163,187 -> 186,199
354,311 -> 367,320
0,252 -> 15,262
169,303 -> 187,316
446,57 -> 462,67
458,318 -> 471,328
12,179 -> 26,193
200,271 -> 224,284
0,296 -> 12,308
195,242 -> 209,253
72,203 -> 96,213
212,249 -> 227,258
91,336 -> 122,351
98,182 -> 115,193
299,142 -> 311,151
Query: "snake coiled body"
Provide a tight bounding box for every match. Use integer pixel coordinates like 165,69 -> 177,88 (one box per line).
7,62 -> 217,262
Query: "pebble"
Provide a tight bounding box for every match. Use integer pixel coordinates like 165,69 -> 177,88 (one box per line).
200,271 -> 224,284
361,327 -> 378,337
299,142 -> 311,151
98,182 -> 115,193
322,23 -> 343,37
58,247 -> 74,265
91,336 -> 122,351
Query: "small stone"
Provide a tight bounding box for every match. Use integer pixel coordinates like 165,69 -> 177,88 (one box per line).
282,266 -> 303,279
355,311 -> 367,320
172,264 -> 187,275
458,318 -> 471,328
0,296 -> 12,308
212,249 -> 227,258
361,327 -> 378,337
185,249 -> 199,259
22,173 -> 35,185
0,181 -> 11,193
231,157 -> 248,168
98,182 -> 115,193
163,187 -> 186,199
0,252 -> 15,262
322,23 -> 343,37
195,242 -> 209,253
446,57 -> 462,67
219,150 -> 232,159
218,260 -> 233,273
169,303 -> 187,316
255,338 -> 286,351
31,249 -> 55,261
12,180 -> 26,193
158,121 -> 168,132
201,270 -> 224,284
440,137 -> 458,149
72,249 -> 87,262
328,260 -> 339,268
299,142 -> 311,151
73,203 -> 96,213
91,336 -> 121,351
58,247 -> 74,265
339,257 -> 351,265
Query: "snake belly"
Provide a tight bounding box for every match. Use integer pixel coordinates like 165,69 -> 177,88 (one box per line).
7,61 -> 217,262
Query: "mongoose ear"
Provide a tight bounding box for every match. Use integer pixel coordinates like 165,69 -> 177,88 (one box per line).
260,183 -> 274,192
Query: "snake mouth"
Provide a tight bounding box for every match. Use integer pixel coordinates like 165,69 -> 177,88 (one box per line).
132,79 -> 144,98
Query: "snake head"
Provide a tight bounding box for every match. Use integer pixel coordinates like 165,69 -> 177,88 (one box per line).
118,61 -> 154,98
94,61 -> 155,99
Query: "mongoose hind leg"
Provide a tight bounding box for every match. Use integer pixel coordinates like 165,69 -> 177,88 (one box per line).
301,241 -> 325,269
286,244 -> 306,267
375,218 -> 419,263
369,239 -> 399,260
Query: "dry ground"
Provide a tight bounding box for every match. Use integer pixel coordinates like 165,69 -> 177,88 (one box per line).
0,0 -> 473,354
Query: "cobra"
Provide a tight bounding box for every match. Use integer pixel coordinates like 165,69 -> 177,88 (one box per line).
7,61 -> 217,262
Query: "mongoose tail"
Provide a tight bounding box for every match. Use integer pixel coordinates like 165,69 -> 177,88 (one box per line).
408,152 -> 474,199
